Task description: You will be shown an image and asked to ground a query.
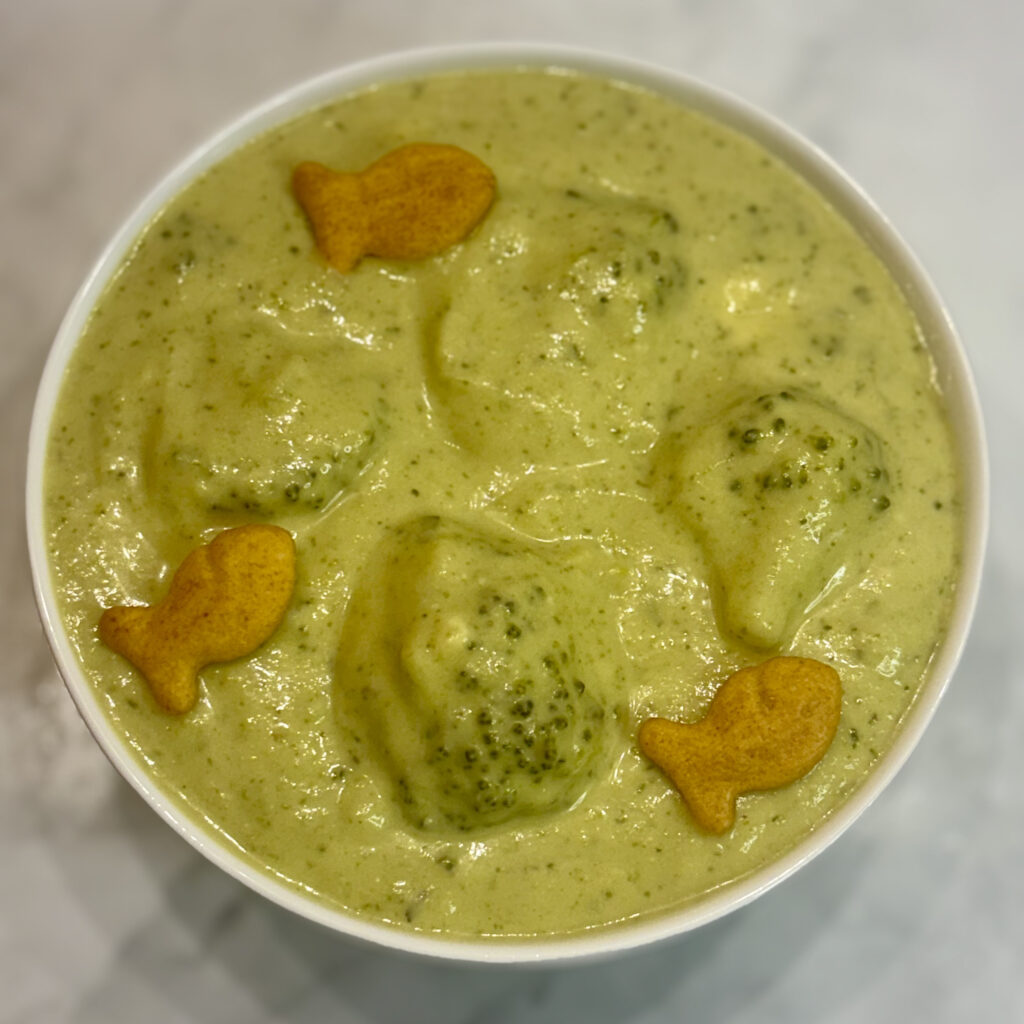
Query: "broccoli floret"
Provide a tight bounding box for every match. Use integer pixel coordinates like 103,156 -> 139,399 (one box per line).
655,389 -> 891,647
335,517 -> 612,832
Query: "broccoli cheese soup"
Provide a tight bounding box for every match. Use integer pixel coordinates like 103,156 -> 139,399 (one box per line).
43,68 -> 962,939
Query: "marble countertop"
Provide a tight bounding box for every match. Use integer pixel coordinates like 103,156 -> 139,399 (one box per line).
3,2 -> 1021,1021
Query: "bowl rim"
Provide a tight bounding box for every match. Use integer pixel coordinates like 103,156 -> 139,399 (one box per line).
26,41 -> 989,965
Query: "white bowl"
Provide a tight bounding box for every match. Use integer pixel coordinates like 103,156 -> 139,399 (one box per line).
26,43 -> 988,964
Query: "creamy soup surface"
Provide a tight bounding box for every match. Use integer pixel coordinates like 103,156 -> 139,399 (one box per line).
45,69 -> 961,939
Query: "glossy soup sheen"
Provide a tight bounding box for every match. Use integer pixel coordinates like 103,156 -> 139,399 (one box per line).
45,69 -> 961,938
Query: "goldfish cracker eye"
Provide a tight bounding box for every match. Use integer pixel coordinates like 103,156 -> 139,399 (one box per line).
292,143 -> 496,273
639,656 -> 842,834
98,524 -> 296,714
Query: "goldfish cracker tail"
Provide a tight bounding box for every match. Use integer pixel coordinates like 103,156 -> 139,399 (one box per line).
292,161 -> 369,273
98,604 -> 156,667
638,717 -> 739,834
678,779 -> 740,835
291,161 -> 352,205
99,605 -> 197,713
99,606 -> 198,714
143,658 -> 201,715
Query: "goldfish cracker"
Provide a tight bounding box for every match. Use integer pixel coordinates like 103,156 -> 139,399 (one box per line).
292,142 -> 496,273
639,656 -> 842,833
99,524 -> 296,714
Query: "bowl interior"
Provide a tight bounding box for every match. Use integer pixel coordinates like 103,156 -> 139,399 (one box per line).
26,43 -> 988,965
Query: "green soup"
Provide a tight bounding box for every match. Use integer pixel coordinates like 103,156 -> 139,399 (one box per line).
44,69 -> 961,938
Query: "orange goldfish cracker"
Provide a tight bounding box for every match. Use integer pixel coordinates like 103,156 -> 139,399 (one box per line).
639,656 -> 842,834
292,142 -> 496,273
99,524 -> 296,714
